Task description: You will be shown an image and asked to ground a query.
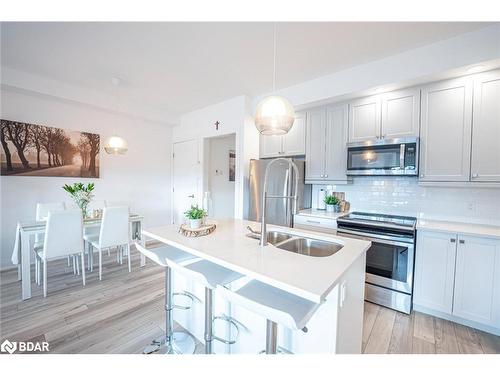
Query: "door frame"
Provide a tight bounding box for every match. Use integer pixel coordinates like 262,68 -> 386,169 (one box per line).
171,139 -> 199,224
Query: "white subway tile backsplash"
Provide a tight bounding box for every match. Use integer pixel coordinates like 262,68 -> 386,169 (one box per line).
311,178 -> 500,226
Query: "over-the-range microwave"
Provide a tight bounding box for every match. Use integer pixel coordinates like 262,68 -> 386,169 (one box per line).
346,137 -> 419,176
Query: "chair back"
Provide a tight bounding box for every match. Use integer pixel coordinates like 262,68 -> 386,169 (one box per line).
99,206 -> 130,248
88,200 -> 107,212
35,202 -> 66,242
43,209 -> 84,259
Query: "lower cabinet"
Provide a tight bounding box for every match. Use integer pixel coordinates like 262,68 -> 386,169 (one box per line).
414,230 -> 500,332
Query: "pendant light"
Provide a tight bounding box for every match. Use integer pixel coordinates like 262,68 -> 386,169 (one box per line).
104,77 -> 128,155
254,23 -> 295,135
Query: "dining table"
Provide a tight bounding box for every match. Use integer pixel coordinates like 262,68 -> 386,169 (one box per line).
11,213 -> 145,300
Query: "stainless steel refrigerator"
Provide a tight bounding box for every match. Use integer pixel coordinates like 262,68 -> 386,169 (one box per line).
248,158 -> 311,227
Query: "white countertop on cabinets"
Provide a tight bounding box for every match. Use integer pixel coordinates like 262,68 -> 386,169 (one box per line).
417,219 -> 500,239
295,209 -> 348,220
142,218 -> 370,303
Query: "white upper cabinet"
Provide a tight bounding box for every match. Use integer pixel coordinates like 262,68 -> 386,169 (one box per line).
348,96 -> 381,142
305,105 -> 349,183
259,133 -> 282,158
259,111 -> 306,158
282,111 -> 306,156
414,230 -> 457,315
470,70 -> 500,182
305,108 -> 327,181
419,77 -> 473,182
348,88 -> 420,143
453,235 -> 500,328
380,88 -> 421,138
325,104 -> 349,181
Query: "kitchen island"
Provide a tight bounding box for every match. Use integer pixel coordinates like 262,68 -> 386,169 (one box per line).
142,219 -> 371,354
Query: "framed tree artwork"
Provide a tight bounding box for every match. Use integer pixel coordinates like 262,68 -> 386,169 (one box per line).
1,119 -> 100,178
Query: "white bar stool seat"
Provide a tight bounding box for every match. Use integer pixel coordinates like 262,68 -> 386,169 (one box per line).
135,242 -> 200,355
217,280 -> 320,354
170,260 -> 243,354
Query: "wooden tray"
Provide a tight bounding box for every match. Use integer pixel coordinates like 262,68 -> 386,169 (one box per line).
179,222 -> 216,237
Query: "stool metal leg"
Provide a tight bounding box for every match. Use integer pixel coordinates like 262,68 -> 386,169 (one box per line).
143,266 -> 196,354
204,288 -> 214,354
265,320 -> 278,354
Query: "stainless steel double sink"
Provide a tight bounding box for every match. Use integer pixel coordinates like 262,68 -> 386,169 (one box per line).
248,231 -> 343,257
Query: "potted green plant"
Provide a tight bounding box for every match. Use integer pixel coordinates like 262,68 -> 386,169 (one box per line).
63,182 -> 95,218
324,195 -> 340,213
184,205 -> 207,229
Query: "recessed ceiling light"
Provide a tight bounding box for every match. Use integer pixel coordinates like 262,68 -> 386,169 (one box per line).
466,65 -> 485,73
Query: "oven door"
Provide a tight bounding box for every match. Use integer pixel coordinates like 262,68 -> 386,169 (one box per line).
337,230 -> 414,294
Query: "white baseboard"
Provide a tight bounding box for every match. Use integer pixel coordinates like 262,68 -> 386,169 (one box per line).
413,304 -> 500,336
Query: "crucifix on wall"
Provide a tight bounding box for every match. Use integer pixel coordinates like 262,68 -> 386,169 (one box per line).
214,121 -> 220,131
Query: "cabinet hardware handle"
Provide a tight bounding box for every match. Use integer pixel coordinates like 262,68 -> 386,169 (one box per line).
306,220 -> 321,224
420,174 -> 424,178
450,238 -> 456,243
472,173 -> 478,178
188,194 -> 195,198
459,239 -> 465,244
324,174 -> 328,178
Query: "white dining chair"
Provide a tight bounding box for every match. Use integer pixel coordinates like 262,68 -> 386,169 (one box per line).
34,209 -> 85,297
88,206 -> 131,280
83,200 -> 107,271
34,202 -> 66,282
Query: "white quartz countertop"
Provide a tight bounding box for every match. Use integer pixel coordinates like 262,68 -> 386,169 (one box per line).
295,209 -> 348,220
142,219 -> 370,303
417,219 -> 500,239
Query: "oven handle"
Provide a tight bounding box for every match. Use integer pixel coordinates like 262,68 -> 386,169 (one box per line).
337,228 -> 414,248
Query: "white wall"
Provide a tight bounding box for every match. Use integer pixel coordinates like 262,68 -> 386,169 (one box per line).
207,135 -> 236,219
0,87 -> 173,269
173,95 -> 259,220
311,179 -> 500,226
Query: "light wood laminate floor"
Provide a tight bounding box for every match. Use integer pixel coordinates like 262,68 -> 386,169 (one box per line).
1,246 -> 499,354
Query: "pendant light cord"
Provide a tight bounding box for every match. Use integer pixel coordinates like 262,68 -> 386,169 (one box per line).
273,22 -> 277,93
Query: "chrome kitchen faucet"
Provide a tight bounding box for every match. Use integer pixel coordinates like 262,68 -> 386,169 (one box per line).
260,158 -> 299,247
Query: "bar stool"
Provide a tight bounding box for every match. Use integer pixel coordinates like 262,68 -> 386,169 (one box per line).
135,242 -> 199,354
169,260 -> 244,354
217,280 -> 320,354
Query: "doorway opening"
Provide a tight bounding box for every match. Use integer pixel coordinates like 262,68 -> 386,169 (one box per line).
203,134 -> 236,219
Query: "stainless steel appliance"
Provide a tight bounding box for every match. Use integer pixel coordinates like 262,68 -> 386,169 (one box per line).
346,137 -> 419,176
248,158 -> 311,227
336,212 -> 417,314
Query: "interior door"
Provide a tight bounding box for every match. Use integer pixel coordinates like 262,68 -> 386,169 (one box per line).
173,139 -> 199,224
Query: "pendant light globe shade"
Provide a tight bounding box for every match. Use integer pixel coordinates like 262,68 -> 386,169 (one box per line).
254,95 -> 295,135
104,135 -> 128,155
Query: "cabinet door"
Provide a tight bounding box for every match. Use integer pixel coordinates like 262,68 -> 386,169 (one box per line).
260,134 -> 283,158
305,108 -> 327,181
471,70 -> 500,182
413,230 -> 457,314
348,95 -> 381,142
381,88 -> 421,138
453,235 -> 500,328
419,77 -> 473,181
324,104 -> 349,181
282,111 -> 306,156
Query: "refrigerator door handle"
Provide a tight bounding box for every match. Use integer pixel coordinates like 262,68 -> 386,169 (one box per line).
284,167 -> 290,226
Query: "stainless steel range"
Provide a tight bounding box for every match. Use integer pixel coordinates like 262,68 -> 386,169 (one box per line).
336,212 -> 417,314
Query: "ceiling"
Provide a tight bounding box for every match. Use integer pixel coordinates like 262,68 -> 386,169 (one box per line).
0,22 -> 492,120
